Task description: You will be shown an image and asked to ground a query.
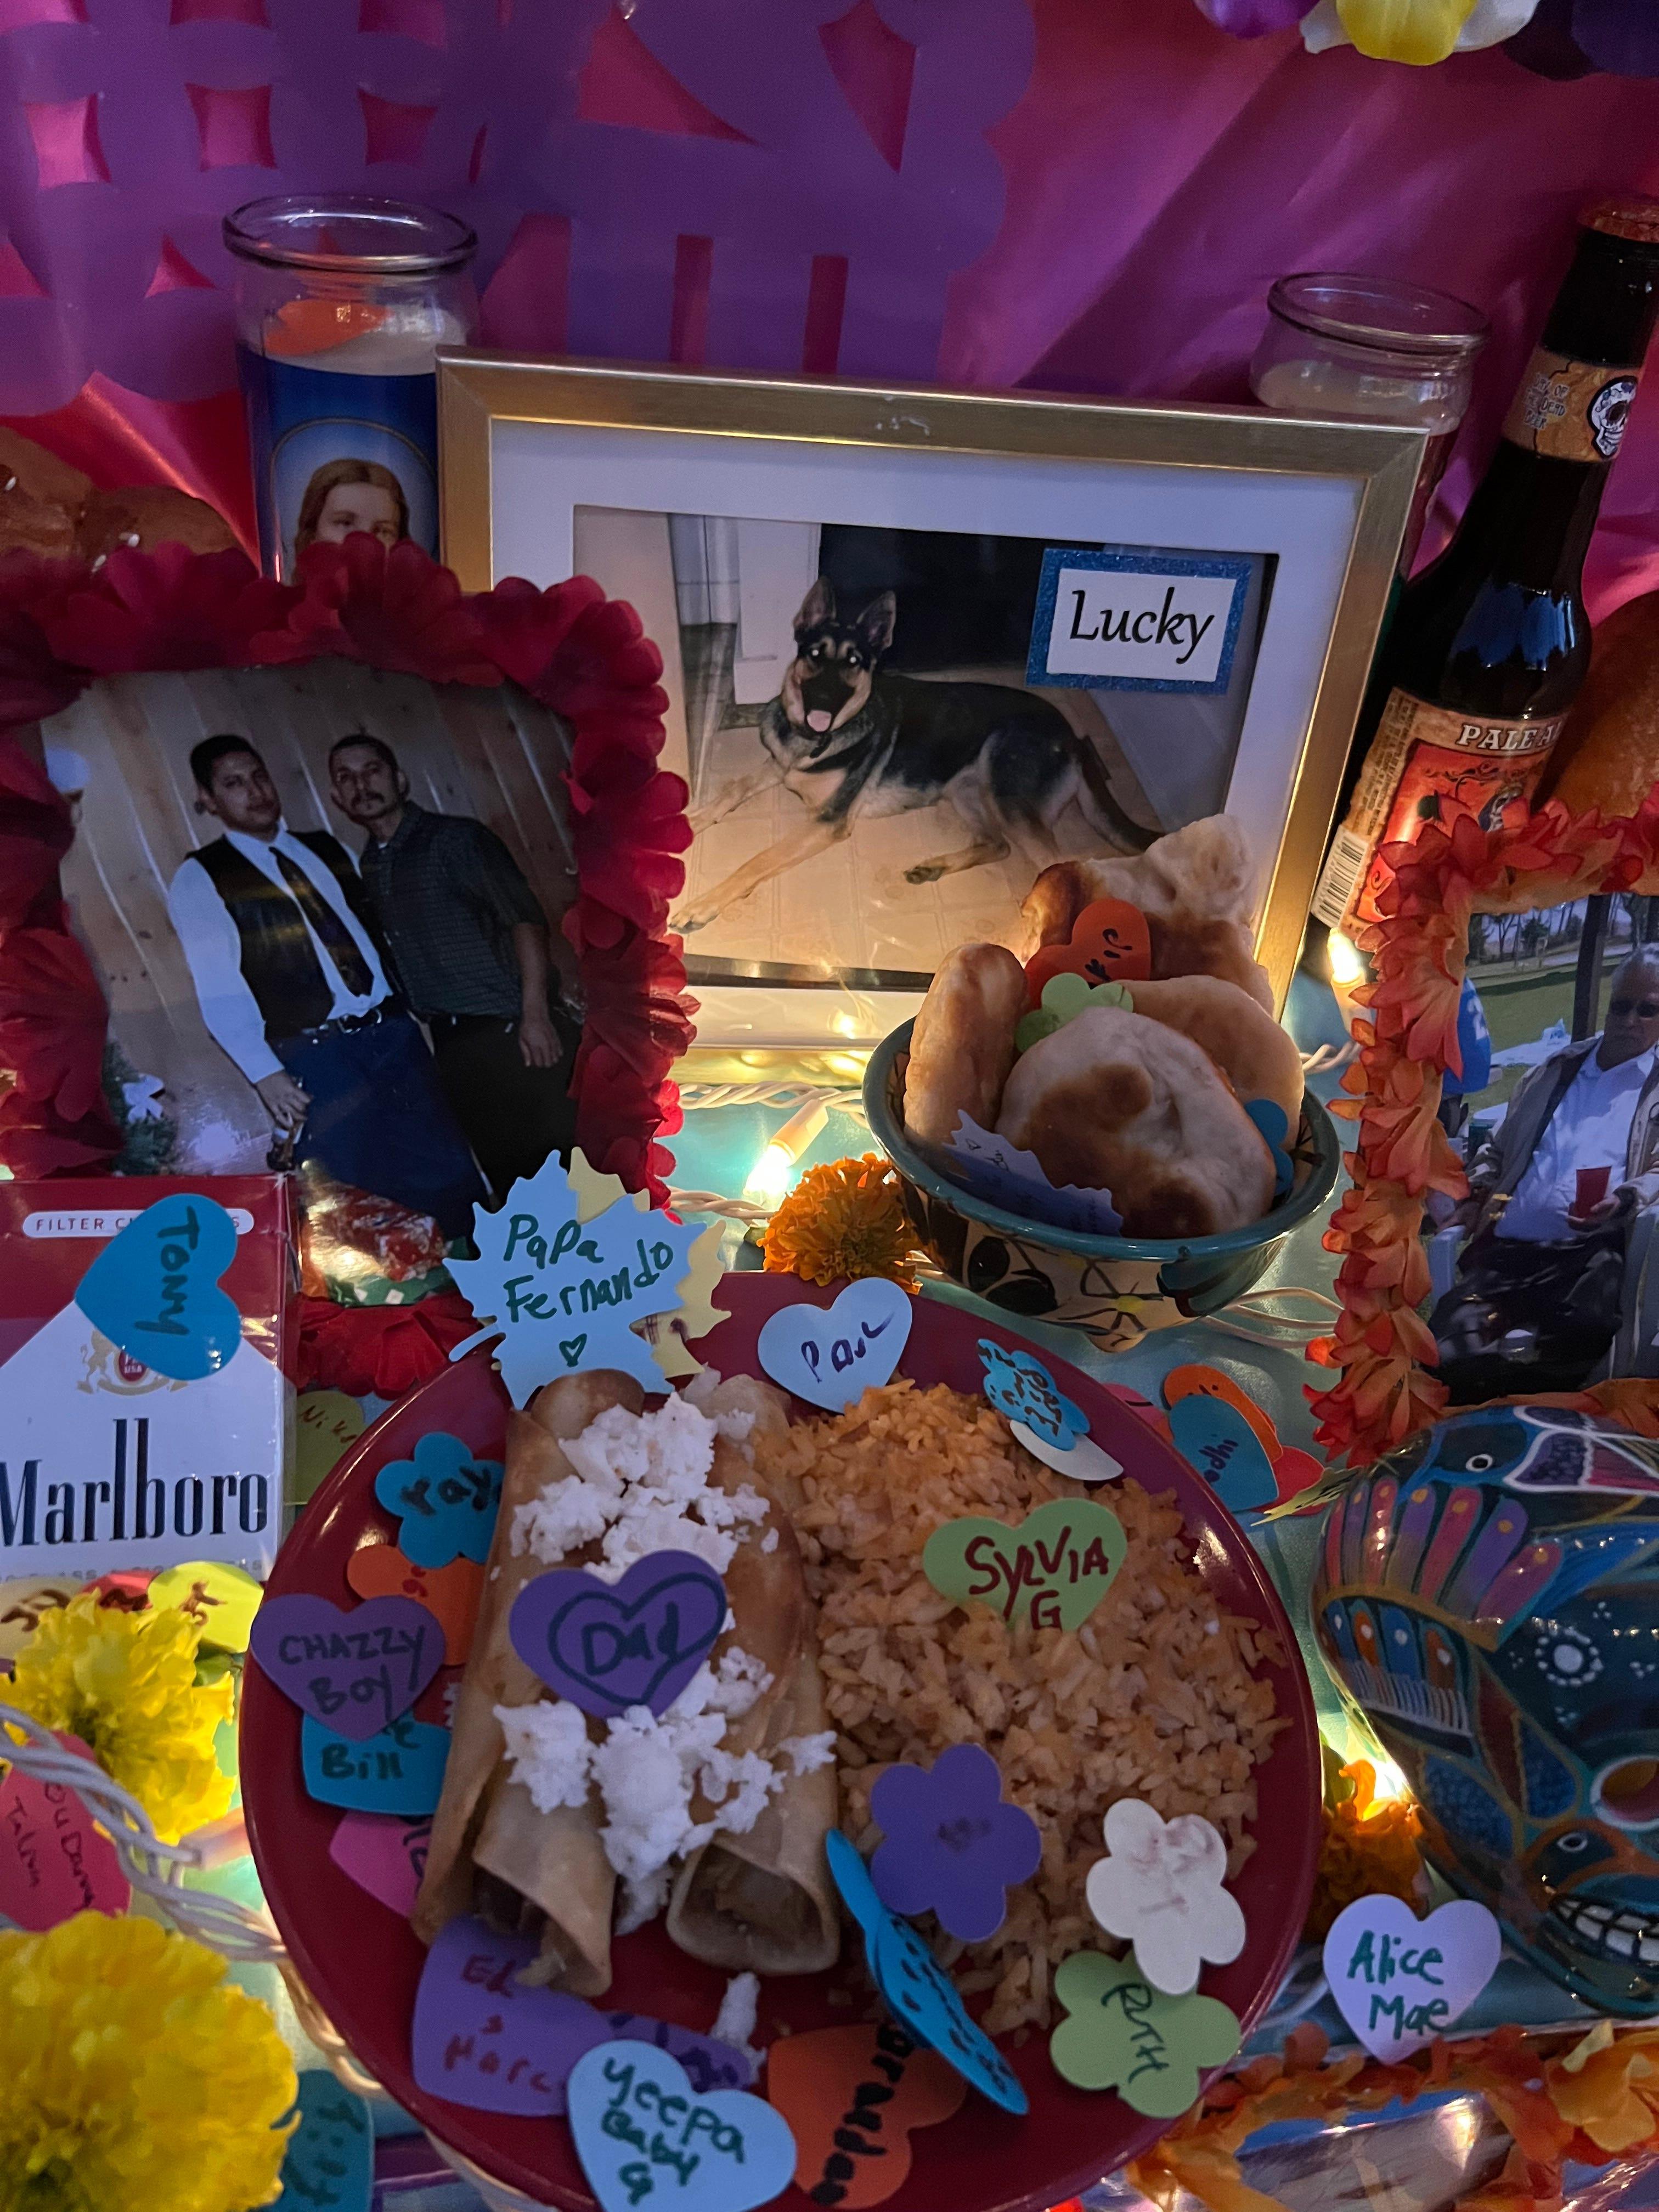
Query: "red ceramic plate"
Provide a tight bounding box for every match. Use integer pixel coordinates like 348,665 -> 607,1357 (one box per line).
242,1275 -> 1320,2211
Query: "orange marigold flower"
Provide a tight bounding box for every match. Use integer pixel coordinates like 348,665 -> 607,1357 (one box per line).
763,1153 -> 918,1290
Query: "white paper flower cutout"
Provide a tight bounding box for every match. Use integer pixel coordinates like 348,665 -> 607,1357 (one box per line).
1085,1798 -> 1246,1996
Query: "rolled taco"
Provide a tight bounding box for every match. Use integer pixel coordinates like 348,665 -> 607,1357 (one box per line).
412,1369 -> 640,1994
667,1374 -> 841,1974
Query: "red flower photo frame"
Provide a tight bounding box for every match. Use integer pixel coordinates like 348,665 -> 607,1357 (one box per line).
0,538 -> 692,1390
1310,793 -> 1659,1467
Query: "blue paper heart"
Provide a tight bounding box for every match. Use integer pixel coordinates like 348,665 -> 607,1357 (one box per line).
978,1341 -> 1087,1451
301,1712 -> 450,1817
1244,1099 -> 1295,1199
75,1194 -> 242,1383
825,1830 -> 1027,2114
756,1278 -> 913,1412
275,2072 -> 373,2211
374,1432 -> 504,1568
567,2039 -> 797,2212
1167,1396 -> 1277,1516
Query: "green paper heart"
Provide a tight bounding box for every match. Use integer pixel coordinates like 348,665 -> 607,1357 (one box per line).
1015,972 -> 1132,1053
921,1498 -> 1125,1633
1049,1951 -> 1240,2115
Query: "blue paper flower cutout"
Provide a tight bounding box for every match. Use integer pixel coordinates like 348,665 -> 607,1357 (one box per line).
870,1744 -> 1043,1943
374,1431 -> 504,1567
1244,1100 -> 1295,1199
978,1341 -> 1087,1451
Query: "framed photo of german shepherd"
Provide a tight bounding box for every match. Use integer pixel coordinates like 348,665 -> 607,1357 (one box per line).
438,356 -> 1423,1046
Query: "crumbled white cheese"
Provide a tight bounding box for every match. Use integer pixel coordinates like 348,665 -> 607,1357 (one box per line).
494,1698 -> 592,1813
617,1869 -> 671,1935
778,1731 -> 838,1777
512,1391 -> 769,1581
496,1647 -> 781,1896
712,1971 -> 761,2065
760,1527 -> 778,1554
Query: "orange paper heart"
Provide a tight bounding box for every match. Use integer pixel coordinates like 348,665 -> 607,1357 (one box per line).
769,2022 -> 966,2208
1162,1364 -> 1283,1464
1024,896 -> 1151,1005
346,1543 -> 482,1667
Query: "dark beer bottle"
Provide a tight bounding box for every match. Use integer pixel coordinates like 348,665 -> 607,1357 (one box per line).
1313,196 -> 1659,935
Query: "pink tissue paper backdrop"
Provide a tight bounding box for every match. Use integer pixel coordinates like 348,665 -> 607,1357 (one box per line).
1,0 -> 1658,613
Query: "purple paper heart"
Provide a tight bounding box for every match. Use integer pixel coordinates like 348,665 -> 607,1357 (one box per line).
508,1551 -> 728,1719
249,1593 -> 444,1742
411,1916 -> 613,2116
603,2013 -> 757,2092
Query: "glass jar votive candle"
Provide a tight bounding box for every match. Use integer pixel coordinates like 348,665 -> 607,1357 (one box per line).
1251,273 -> 1489,569
225,194 -> 479,580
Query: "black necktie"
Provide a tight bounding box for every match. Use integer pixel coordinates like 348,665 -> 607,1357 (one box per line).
272,849 -> 374,998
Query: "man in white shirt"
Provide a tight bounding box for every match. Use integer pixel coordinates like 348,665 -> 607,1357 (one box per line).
1431,948 -> 1659,1397
167,735 -> 484,1235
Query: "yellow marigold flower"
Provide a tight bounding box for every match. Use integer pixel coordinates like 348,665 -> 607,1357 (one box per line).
7,1595 -> 234,1844
0,1911 -> 295,2212
763,1153 -> 918,1290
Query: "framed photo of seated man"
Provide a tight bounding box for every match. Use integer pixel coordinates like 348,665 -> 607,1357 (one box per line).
0,550 -> 684,1232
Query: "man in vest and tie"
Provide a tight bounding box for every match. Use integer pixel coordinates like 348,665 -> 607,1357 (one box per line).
166,734 -> 485,1236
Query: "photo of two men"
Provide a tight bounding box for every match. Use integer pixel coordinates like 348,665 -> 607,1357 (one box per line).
42,662 -> 584,1243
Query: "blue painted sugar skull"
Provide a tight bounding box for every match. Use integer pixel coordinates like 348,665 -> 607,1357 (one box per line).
1310,1405 -> 1659,2015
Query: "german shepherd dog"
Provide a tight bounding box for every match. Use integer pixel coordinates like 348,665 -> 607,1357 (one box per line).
670,579 -> 1152,935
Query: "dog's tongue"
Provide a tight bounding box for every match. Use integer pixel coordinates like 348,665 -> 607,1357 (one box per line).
806,710 -> 833,732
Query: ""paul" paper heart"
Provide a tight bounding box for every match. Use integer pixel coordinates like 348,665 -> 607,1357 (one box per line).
1167,1396 -> 1277,1516
373,1432 -> 503,1569
75,1193 -> 244,1382
509,1551 -> 728,1720
1024,898 -> 1152,1003
328,1810 -> 431,1917
757,1278 -> 913,1413
768,2023 -> 965,2208
301,1713 -> 450,1817
1323,1895 -> 1502,2062
922,1498 -> 1125,1633
1049,1951 -> 1240,2115
345,1544 -> 483,1667
825,1830 -> 1027,2115
412,1915 -> 613,2115
0,1733 -> 131,1932
568,2039 -> 798,2212
249,1593 -> 444,1741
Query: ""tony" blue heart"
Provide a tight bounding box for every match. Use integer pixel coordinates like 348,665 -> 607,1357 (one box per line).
566,2039 -> 797,2212
75,1193 -> 244,1383
509,1551 -> 727,1720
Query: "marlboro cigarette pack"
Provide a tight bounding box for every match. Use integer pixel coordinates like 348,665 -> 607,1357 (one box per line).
0,1178 -> 294,1583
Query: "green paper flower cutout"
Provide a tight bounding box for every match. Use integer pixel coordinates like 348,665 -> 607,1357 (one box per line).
1048,1950 -> 1240,2115
1014,973 -> 1132,1053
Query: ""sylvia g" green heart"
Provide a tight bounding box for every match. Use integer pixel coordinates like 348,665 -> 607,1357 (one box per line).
922,1498 -> 1126,1633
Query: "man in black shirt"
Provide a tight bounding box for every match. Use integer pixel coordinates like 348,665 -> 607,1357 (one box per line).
328,734 -> 579,1200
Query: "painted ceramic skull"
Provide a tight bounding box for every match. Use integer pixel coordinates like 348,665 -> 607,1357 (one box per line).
1310,1404 -> 1659,2015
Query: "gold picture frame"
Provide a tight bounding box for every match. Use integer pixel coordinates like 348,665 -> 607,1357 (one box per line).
438,353 -> 1422,1029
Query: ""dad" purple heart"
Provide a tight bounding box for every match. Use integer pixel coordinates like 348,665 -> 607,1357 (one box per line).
508,1551 -> 727,1719
249,1593 -> 444,1742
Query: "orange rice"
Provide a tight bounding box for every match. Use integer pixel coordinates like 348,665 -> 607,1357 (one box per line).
758,1378 -> 1288,2033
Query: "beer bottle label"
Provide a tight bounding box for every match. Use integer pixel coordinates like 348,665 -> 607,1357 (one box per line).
1312,689 -> 1565,931
1502,347 -> 1641,463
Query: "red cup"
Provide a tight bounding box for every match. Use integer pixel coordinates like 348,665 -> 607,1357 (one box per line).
1572,1165 -> 1612,1221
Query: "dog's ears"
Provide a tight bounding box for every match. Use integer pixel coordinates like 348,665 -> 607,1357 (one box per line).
855,590 -> 896,657
794,577 -> 835,633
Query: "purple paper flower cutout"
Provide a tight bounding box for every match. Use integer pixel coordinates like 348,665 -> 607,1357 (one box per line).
1192,0 -> 1319,32
868,1744 -> 1042,1943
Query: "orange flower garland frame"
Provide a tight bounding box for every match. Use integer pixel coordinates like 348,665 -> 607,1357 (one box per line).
1307,792 -> 1659,1466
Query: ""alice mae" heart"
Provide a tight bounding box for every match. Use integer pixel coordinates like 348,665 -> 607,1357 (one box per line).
249,1593 -> 445,1742
509,1551 -> 728,1720
75,1193 -> 244,1383
756,1278 -> 913,1413
1322,1894 -> 1502,2062
567,2039 -> 798,2212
